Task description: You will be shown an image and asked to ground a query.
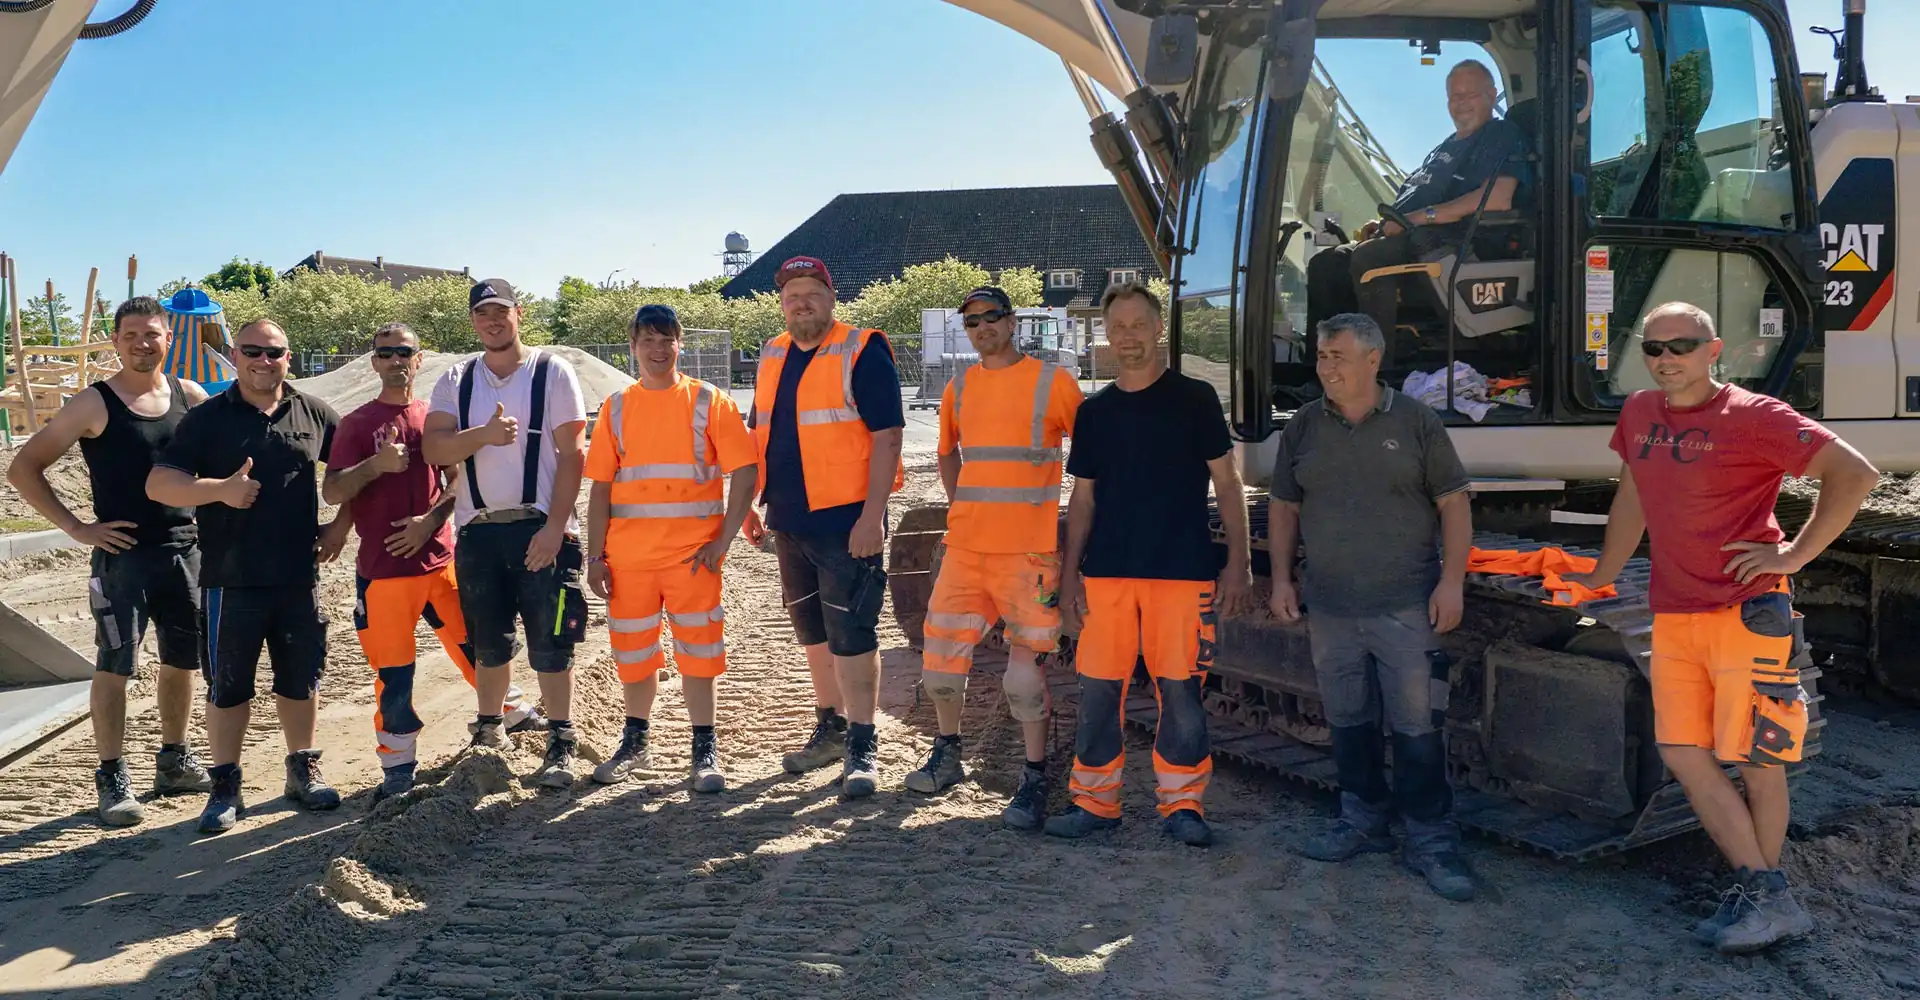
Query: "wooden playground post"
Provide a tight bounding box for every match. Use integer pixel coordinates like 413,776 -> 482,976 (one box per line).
127,255 -> 137,301
77,267 -> 99,387
7,255 -> 38,433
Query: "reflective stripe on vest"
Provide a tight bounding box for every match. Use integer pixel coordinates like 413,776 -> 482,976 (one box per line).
795,337 -> 863,427
949,359 -> 1063,505
606,381 -> 722,485
610,500 -> 725,518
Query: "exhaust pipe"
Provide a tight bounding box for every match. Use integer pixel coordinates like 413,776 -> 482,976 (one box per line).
1833,0 -> 1874,102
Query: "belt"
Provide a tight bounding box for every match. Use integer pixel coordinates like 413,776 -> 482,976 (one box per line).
467,506 -> 544,526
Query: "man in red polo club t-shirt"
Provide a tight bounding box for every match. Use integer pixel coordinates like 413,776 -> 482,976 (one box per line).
1569,302 -> 1877,955
322,322 -> 544,804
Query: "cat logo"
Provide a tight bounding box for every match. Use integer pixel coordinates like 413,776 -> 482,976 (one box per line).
1823,223 -> 1884,272
1469,280 -> 1509,307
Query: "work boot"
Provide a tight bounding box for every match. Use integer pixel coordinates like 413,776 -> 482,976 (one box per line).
1693,870 -> 1756,946
537,729 -> 579,789
154,745 -> 213,795
1043,804 -> 1121,839
841,723 -> 879,798
592,725 -> 651,785
905,735 -> 965,795
1299,819 -> 1395,862
369,763 -> 416,808
691,729 -> 725,794
1001,764 -> 1048,831
197,766 -> 245,835
285,750 -> 342,811
1405,848 -> 1476,902
782,707 -> 848,774
468,716 -> 507,749
1163,809 -> 1214,847
95,760 -> 144,827
1716,869 -> 1815,954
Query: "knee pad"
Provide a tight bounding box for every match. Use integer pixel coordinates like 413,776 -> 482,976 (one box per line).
922,670 -> 968,706
1003,659 -> 1049,723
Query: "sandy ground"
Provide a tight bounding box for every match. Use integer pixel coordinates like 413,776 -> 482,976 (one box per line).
4,405 -> 1920,998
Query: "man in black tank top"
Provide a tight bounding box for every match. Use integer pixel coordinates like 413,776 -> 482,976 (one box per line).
6,296 -> 213,827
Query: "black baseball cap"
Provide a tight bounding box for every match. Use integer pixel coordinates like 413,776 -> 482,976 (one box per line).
469,278 -> 516,311
959,285 -> 1012,313
631,303 -> 681,333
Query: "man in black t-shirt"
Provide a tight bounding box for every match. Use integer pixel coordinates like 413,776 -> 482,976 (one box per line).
1046,283 -> 1253,847
148,319 -> 352,834
1305,59 -> 1529,345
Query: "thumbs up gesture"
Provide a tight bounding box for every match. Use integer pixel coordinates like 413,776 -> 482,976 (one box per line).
221,457 -> 261,509
370,422 -> 409,474
482,401 -> 519,447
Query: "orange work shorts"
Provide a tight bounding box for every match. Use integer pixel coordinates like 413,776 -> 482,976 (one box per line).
355,563 -> 464,670
922,546 -> 1061,674
1076,577 -> 1216,683
1650,580 -> 1812,766
607,562 -> 727,682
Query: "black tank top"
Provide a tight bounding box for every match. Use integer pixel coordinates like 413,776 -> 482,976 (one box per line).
78,375 -> 197,549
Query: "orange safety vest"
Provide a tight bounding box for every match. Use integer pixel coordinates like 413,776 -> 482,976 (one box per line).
602,375 -> 730,563
752,322 -> 905,511
944,355 -> 1077,553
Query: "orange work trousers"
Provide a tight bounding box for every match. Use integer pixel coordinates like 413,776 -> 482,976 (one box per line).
922,546 -> 1061,674
1651,578 -> 1812,765
607,562 -> 727,682
1069,577 -> 1215,819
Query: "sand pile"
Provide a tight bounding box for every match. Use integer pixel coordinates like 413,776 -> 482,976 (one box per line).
0,449 -> 91,525
297,344 -> 635,415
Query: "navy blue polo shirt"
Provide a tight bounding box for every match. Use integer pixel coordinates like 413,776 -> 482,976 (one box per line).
752,333 -> 904,535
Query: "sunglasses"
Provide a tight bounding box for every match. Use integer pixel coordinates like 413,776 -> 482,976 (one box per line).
373,346 -> 417,360
1640,337 -> 1710,357
963,309 -> 1011,328
238,345 -> 289,360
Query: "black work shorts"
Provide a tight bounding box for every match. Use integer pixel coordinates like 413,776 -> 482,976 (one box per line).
201,584 -> 327,709
89,545 -> 201,676
774,530 -> 888,657
454,520 -> 588,674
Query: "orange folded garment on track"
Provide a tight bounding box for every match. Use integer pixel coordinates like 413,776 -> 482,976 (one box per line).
1467,546 -> 1619,606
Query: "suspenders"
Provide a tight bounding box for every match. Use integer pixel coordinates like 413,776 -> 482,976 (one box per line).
456,350 -> 553,511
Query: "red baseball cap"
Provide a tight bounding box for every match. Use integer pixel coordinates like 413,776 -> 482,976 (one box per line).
774,256 -> 834,291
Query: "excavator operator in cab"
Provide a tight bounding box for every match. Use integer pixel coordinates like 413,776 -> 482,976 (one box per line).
1305,58 -> 1530,350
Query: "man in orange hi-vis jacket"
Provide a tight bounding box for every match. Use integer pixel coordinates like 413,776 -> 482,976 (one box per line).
1048,282 -> 1253,848
910,285 -> 1083,830
584,305 -> 759,794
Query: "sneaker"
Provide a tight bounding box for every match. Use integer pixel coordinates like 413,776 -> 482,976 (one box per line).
691,730 -> 725,794
95,761 -> 144,827
841,724 -> 879,798
1001,765 -> 1048,831
154,746 -> 213,795
1298,819 -> 1395,862
285,750 -> 342,811
1043,804 -> 1121,839
536,730 -> 578,789
197,768 -> 245,835
507,706 -> 550,734
592,727 -> 651,785
904,735 -> 965,795
1405,849 -> 1476,902
1716,870 -> 1815,954
1164,809 -> 1214,847
369,764 -> 416,807
1693,872 -> 1755,946
468,717 -> 507,749
782,708 -> 848,774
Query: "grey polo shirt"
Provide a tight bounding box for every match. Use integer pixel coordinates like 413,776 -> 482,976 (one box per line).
1271,384 -> 1470,617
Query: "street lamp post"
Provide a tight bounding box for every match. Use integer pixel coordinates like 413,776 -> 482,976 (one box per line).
603,268 -> 624,289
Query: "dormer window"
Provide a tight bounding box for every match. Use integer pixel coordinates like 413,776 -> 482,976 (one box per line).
1048,270 -> 1079,290
1109,269 -> 1139,286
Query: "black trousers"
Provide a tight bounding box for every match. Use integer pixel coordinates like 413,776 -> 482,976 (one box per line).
1305,233 -> 1417,351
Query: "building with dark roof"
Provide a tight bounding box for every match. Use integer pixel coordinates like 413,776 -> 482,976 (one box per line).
718,184 -> 1158,317
283,251 -> 472,290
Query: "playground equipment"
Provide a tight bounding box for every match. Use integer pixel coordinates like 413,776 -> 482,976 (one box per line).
1,254 -> 121,441
159,287 -> 236,394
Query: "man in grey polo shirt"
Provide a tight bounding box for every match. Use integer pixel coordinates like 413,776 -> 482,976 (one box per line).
1268,312 -> 1475,901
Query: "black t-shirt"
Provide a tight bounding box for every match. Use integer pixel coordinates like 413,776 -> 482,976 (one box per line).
156,383 -> 339,589
1391,116 -> 1530,215
1066,371 -> 1232,581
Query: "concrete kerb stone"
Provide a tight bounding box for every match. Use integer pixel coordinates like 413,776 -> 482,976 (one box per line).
0,529 -> 83,562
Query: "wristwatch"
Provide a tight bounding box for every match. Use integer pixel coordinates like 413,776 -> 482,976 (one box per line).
1424,207 -> 1438,225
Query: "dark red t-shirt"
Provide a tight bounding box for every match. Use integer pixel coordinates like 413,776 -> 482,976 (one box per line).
1610,384 -> 1835,614
328,399 -> 454,580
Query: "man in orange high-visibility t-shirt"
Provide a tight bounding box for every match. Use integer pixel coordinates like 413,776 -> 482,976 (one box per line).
912,285 -> 1083,830
585,305 -> 759,794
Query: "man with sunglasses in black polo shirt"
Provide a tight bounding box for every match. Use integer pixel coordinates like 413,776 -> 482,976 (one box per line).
148,319 -> 351,834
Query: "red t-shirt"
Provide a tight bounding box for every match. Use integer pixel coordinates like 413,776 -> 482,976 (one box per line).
328,399 -> 454,580
1610,384 -> 1835,613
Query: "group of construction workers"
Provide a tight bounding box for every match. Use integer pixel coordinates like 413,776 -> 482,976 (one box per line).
3,235 -> 1875,957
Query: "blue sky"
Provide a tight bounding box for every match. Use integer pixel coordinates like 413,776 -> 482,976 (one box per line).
2,0 -> 1913,301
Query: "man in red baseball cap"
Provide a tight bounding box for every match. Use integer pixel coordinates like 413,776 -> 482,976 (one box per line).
773,256 -> 834,292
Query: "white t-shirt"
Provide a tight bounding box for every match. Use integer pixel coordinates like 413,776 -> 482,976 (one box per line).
428,348 -> 588,531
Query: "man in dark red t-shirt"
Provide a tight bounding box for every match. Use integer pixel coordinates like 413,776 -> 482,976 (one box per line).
322,323 -> 544,803
1571,302 -> 1877,955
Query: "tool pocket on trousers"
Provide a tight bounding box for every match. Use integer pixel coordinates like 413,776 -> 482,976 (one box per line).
1749,679 -> 1809,765
1738,591 -> 1793,638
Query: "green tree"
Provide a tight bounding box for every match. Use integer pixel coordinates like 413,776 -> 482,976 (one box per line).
155,277 -> 192,299
207,287 -> 268,335
397,274 -> 481,353
203,256 -> 277,294
18,292 -> 75,345
686,274 -> 730,296
842,256 -> 1007,342
263,268 -> 401,354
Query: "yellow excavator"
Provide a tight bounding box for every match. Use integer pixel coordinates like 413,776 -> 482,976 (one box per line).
2,0 -> 1916,856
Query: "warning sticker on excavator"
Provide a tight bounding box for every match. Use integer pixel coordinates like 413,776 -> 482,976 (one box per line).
1594,348 -> 1609,371
1818,157 -> 1897,331
1586,247 -> 1609,271
1585,313 -> 1608,350
1760,308 -> 1784,339
1585,271 -> 1614,314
